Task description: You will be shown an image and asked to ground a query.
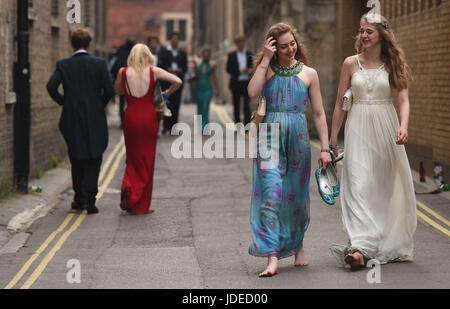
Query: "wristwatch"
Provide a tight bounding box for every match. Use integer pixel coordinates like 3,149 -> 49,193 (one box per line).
321,149 -> 331,153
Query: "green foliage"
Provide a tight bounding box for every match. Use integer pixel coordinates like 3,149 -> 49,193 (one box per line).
0,179 -> 14,202
49,154 -> 59,170
36,167 -> 43,179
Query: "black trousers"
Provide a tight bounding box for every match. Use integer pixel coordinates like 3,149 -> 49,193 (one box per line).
69,154 -> 102,207
163,86 -> 183,133
119,95 -> 126,127
231,81 -> 251,125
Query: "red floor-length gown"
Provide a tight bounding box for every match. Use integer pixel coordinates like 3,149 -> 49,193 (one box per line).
120,67 -> 158,214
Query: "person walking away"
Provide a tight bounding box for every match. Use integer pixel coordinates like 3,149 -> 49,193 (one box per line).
111,38 -> 136,129
46,28 -> 114,214
114,44 -> 182,215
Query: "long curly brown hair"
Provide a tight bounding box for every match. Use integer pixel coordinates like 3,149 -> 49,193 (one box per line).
356,13 -> 410,90
254,22 -> 310,70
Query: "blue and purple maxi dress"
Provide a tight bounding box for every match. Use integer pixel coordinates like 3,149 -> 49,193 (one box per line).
249,69 -> 311,259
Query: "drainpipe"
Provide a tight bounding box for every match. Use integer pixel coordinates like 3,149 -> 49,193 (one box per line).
13,0 -> 31,193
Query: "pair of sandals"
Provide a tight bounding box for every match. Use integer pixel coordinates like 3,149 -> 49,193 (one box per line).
315,150 -> 344,205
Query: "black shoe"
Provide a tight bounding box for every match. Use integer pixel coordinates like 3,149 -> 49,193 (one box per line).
85,205 -> 99,214
71,201 -> 83,211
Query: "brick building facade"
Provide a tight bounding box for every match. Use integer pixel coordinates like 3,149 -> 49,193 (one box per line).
381,0 -> 450,178
0,0 -> 108,186
107,0 -> 193,50
193,0 -> 450,178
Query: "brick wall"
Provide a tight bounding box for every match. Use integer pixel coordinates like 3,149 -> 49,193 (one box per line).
0,0 -> 108,183
383,0 -> 450,178
107,0 -> 192,49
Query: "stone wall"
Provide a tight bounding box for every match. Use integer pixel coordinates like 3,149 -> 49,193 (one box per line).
0,0 -> 108,183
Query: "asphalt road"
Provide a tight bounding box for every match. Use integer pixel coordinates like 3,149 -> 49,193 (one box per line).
0,101 -> 449,289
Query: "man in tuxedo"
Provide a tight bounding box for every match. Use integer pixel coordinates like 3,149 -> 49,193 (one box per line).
110,38 -> 135,129
148,36 -> 166,68
226,34 -> 253,125
159,32 -> 187,134
46,28 -> 114,214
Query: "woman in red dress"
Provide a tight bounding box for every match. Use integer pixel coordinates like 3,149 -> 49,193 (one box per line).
115,44 -> 182,214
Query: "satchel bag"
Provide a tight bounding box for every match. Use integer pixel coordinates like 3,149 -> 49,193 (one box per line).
153,81 -> 172,120
342,87 -> 353,111
249,93 -> 266,137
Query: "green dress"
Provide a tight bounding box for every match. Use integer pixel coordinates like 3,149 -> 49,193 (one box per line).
195,61 -> 213,130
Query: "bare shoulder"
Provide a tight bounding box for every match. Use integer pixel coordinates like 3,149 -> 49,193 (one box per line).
301,65 -> 319,86
343,55 -> 359,71
152,66 -> 161,73
116,67 -> 125,79
152,66 -> 162,80
193,57 -> 201,67
302,65 -> 318,77
210,60 -> 217,68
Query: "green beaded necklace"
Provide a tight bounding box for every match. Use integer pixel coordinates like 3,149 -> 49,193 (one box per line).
271,59 -> 304,77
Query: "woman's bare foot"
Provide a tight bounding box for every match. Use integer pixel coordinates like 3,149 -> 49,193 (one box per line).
259,257 -> 278,278
294,246 -> 309,267
344,251 -> 365,269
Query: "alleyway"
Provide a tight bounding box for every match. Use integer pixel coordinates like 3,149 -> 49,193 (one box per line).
0,102 -> 449,289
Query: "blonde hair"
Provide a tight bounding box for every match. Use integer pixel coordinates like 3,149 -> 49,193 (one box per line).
127,43 -> 154,77
254,22 -> 309,70
356,13 -> 410,90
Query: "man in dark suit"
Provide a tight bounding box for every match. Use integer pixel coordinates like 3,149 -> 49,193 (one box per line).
159,32 -> 187,134
110,38 -> 135,129
226,34 -> 253,125
46,28 -> 114,214
148,36 -> 166,69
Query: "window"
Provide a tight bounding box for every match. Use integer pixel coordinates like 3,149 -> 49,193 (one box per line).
51,0 -> 58,17
166,19 -> 188,42
179,20 -> 186,41
166,20 -> 174,41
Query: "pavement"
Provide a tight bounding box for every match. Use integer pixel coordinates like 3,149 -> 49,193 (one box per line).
0,99 -> 449,289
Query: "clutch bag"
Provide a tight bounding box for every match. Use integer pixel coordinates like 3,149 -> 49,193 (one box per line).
153,81 -> 172,119
249,93 -> 266,137
342,87 -> 353,111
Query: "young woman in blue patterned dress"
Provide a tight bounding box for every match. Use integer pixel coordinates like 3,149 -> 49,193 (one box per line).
248,23 -> 332,277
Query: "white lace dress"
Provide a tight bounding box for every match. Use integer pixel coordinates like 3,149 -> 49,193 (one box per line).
330,55 -> 417,266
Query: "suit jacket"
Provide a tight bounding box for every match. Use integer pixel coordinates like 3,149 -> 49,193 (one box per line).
226,50 -> 253,90
159,47 -> 188,90
110,42 -> 133,83
46,53 -> 114,160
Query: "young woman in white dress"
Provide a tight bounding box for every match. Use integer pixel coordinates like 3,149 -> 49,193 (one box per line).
329,13 -> 417,269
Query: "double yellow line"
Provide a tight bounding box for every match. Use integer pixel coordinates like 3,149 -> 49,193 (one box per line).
211,101 -> 249,139
4,136 -> 126,289
416,200 -> 450,237
213,105 -> 450,238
